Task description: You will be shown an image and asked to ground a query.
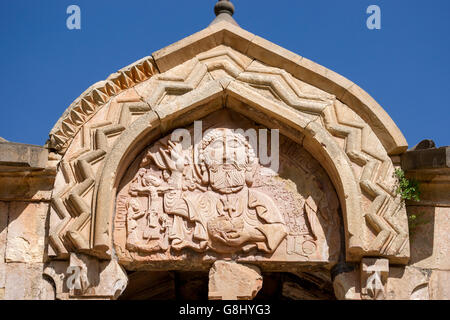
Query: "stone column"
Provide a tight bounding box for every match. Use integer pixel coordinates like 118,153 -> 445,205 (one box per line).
208,261 -> 263,300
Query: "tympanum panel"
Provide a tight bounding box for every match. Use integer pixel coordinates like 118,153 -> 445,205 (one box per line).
113,111 -> 341,271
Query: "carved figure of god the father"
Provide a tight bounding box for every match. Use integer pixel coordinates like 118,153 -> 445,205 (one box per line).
159,128 -> 288,255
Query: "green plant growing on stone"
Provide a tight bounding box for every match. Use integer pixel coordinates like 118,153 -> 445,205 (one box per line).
394,169 -> 426,236
394,169 -> 421,202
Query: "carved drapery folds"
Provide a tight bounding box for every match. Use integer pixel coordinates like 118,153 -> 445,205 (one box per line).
47,22 -> 410,272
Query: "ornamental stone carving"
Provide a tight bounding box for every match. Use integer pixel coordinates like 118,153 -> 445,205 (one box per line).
46,21 -> 410,273
3,1 -> 450,302
113,111 -> 341,270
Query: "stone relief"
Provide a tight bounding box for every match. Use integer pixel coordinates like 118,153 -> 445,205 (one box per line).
48,44 -> 409,264
122,128 -> 287,255
113,112 -> 341,269
286,197 -> 323,257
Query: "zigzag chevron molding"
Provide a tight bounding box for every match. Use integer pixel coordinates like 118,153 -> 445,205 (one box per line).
48,45 -> 409,263
48,57 -> 158,154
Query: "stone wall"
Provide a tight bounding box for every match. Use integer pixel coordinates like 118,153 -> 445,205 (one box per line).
0,142 -> 56,300
386,145 -> 450,300
387,206 -> 449,300
0,201 -> 54,300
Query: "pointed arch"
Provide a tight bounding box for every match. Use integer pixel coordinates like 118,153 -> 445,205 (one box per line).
93,82 -> 364,262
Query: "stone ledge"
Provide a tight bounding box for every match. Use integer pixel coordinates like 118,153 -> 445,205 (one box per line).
403,145 -> 450,206
402,146 -> 450,173
0,142 -> 48,172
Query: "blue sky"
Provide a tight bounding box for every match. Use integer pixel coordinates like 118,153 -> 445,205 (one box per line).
0,0 -> 449,148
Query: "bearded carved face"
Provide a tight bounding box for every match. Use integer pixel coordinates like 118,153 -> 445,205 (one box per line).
199,129 -> 256,194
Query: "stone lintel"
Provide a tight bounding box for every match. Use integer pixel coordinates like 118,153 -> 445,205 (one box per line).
0,142 -> 48,172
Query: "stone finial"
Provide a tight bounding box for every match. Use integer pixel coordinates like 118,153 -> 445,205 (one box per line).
214,0 -> 235,17
210,0 -> 239,27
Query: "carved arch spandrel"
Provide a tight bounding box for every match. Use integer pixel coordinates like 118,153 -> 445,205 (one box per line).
49,45 -> 409,264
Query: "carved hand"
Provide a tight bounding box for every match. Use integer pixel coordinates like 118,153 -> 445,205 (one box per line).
167,141 -> 187,172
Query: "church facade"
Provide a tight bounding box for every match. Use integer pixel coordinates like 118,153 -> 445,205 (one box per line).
0,1 -> 448,300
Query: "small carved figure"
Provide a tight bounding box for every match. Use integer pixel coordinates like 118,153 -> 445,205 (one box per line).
129,168 -> 164,240
126,198 -> 145,249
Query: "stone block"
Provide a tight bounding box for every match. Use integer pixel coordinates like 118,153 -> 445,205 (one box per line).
409,206 -> 450,270
295,57 -> 343,97
361,258 -> 389,275
361,258 -> 389,300
386,266 -> 430,300
0,142 -> 48,171
153,21 -> 255,73
247,35 -> 303,74
4,263 -> 54,300
333,269 -> 361,300
5,202 -> 48,263
0,173 -> 55,201
429,270 -> 450,300
216,23 -> 255,54
402,147 -> 450,171
0,263 -> 4,293
153,25 -> 220,73
435,208 -> 450,270
68,253 -> 128,300
209,261 -> 262,300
